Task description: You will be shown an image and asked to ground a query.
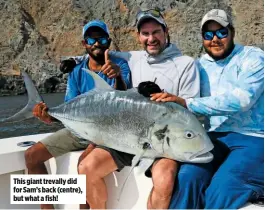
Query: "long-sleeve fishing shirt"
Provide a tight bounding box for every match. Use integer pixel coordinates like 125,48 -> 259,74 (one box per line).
186,44 -> 264,137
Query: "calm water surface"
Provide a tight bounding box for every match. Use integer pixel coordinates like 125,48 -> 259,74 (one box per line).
0,93 -> 65,139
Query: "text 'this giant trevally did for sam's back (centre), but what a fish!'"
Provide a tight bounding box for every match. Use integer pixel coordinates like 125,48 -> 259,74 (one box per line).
1,70 -> 214,165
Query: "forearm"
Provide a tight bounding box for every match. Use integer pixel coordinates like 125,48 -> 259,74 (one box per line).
192,48 -> 264,116
114,75 -> 127,90
186,93 -> 251,116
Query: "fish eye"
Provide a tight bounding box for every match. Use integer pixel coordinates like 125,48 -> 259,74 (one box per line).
185,131 -> 195,139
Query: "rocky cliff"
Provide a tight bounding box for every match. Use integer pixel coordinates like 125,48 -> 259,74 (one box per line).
0,0 -> 263,96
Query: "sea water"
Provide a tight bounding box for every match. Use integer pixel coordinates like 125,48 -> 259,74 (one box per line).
0,93 -> 65,139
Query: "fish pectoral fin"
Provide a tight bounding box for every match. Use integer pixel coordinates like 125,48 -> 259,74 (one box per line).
136,158 -> 154,175
82,68 -> 113,90
117,148 -> 148,201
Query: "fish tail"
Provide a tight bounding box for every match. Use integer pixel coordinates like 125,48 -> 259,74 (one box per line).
0,71 -> 43,123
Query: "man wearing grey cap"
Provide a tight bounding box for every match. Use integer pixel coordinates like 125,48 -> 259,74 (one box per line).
169,9 -> 264,209
68,9 -> 200,209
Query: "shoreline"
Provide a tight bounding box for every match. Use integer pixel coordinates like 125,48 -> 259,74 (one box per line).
0,90 -> 66,97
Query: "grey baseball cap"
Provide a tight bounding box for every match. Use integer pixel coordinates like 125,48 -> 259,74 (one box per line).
136,10 -> 167,30
201,9 -> 233,30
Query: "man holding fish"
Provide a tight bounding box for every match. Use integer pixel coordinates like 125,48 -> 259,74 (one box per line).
1,6 -> 261,210
59,8 -> 264,210
169,9 -> 264,209
67,9 -> 202,209
24,20 -> 131,209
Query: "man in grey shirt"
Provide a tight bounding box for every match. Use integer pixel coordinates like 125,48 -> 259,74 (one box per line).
62,9 -> 200,209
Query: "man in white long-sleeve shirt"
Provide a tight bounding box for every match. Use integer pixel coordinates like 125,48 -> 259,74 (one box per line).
63,9 -> 200,209
168,9 -> 264,209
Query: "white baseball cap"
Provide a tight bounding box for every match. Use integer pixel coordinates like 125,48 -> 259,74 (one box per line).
201,9 -> 233,30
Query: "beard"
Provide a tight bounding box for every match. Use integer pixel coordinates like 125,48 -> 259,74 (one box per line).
86,46 -> 106,62
205,41 -> 235,61
145,41 -> 167,56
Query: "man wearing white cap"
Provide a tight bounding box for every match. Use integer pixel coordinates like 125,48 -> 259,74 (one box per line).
169,9 -> 264,209
69,9 -> 200,209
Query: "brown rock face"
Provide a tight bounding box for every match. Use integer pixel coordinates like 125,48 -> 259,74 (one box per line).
0,0 -> 263,95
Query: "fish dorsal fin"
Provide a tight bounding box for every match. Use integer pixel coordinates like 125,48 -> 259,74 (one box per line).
0,71 -> 43,123
82,68 -> 113,90
117,143 -> 152,201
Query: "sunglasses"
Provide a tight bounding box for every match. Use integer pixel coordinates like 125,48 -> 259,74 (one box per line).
85,37 -> 109,45
136,9 -> 164,21
202,28 -> 229,41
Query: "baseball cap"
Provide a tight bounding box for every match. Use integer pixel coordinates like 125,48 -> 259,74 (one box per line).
136,9 -> 167,30
82,20 -> 110,38
201,9 -> 233,30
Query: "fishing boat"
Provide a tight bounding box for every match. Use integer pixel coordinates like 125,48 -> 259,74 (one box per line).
0,133 -> 263,209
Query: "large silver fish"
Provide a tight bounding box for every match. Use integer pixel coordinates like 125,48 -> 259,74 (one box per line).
1,71 -> 214,164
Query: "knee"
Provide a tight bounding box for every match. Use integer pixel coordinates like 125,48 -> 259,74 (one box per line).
177,164 -> 213,188
152,165 -> 176,193
205,176 -> 251,208
169,164 -> 213,209
24,146 -> 42,169
78,158 -> 93,176
206,176 -> 236,197
78,156 -> 102,180
205,173 -> 251,202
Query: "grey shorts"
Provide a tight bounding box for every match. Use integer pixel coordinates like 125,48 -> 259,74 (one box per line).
40,128 -> 89,157
40,128 -> 134,171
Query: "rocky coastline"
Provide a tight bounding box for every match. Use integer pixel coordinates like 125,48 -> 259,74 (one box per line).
0,0 -> 263,96
0,72 -> 67,96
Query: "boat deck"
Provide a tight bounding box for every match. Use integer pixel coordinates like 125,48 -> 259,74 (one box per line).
0,133 -> 263,209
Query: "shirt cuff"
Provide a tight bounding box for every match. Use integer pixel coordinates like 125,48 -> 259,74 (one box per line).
185,98 -> 195,113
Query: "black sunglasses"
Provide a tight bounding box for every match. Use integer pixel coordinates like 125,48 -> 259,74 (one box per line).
202,28 -> 229,41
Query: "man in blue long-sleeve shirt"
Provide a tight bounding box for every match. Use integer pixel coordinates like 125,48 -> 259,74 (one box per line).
161,9 -> 264,209
24,20 -> 131,210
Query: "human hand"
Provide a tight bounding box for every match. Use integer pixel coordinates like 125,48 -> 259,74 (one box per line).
59,58 -> 76,74
150,92 -> 187,108
32,102 -> 54,124
101,49 -> 121,79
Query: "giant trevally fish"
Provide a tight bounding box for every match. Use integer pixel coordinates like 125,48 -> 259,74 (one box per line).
1,71 -> 214,165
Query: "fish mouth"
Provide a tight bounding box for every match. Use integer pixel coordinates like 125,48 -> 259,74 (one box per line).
188,143 -> 214,163
188,135 -> 214,163
189,151 -> 213,163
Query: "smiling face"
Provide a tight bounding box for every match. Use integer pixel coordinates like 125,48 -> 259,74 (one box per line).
138,19 -> 168,56
202,21 -> 235,60
82,27 -> 110,61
